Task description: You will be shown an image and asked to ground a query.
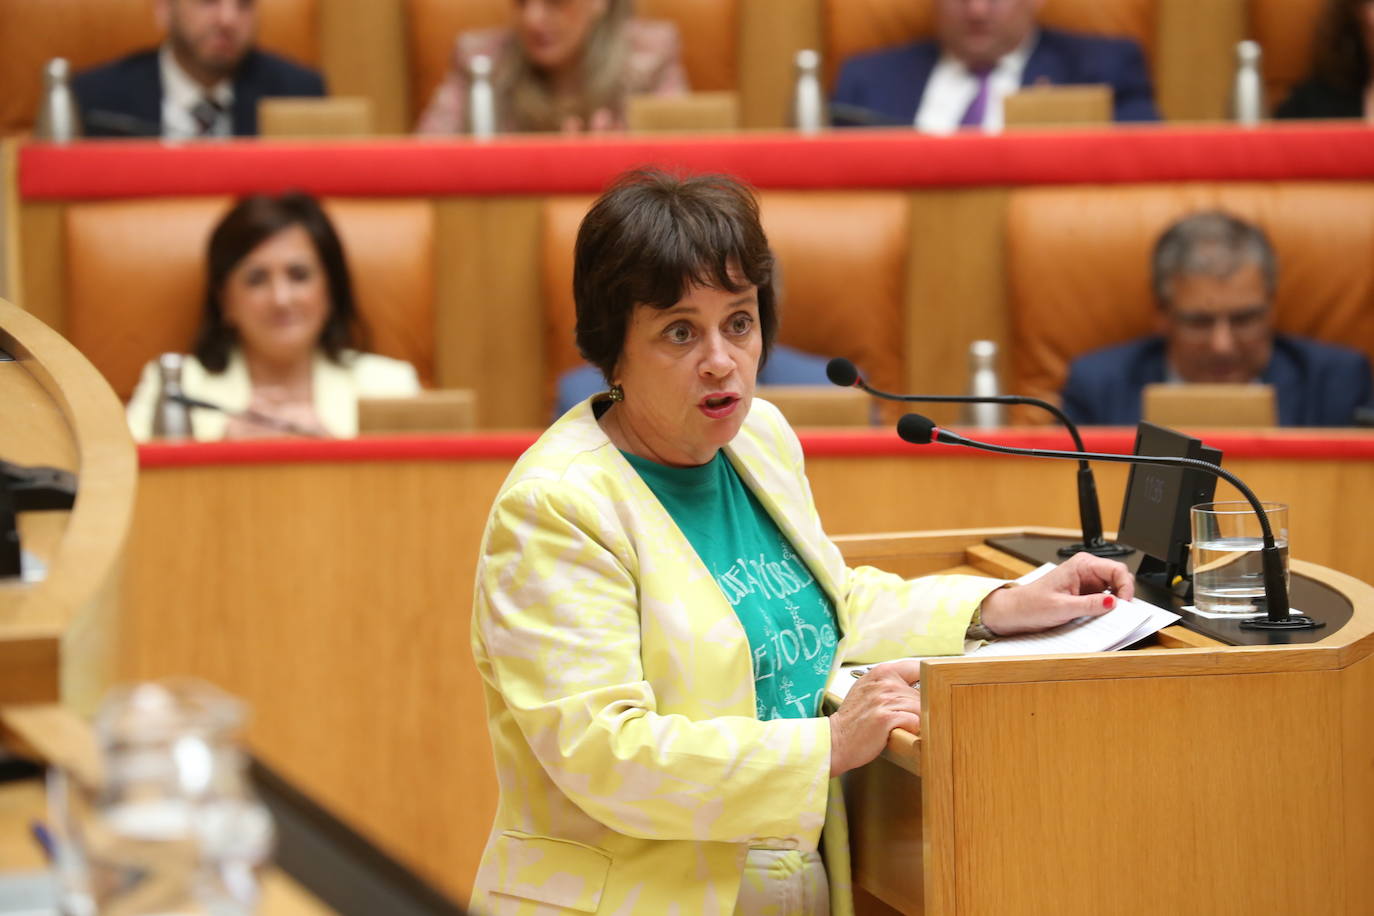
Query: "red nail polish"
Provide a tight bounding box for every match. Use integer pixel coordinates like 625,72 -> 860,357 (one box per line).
1103,595 -> 1116,610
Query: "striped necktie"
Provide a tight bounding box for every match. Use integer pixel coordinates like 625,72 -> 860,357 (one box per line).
190,96 -> 226,136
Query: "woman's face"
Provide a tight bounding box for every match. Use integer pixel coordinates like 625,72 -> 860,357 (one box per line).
513,0 -> 608,72
221,223 -> 331,368
610,280 -> 762,467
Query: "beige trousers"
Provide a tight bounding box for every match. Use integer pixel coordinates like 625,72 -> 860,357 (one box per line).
732,849 -> 830,916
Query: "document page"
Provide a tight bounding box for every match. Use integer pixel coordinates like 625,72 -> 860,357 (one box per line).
829,563 -> 1180,702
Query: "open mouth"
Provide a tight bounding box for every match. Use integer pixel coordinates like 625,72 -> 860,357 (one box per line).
699,393 -> 740,418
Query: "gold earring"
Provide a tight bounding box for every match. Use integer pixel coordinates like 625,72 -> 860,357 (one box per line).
608,384 -> 624,402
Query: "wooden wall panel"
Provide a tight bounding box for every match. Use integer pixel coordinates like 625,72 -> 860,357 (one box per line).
903,189 -> 1009,427
1343,648 -> 1374,909
121,460 -> 512,905
739,0 -> 823,128
1152,0 -> 1246,121
1,139 -> 15,302
435,197 -> 546,428
951,670 -> 1341,914
16,202 -> 63,332
320,0 -> 409,134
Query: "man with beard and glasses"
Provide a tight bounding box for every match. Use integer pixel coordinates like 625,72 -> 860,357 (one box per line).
73,0 -> 325,139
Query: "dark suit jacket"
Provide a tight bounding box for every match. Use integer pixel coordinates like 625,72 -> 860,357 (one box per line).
1275,78 -> 1364,120
73,48 -> 326,137
832,26 -> 1159,126
1060,335 -> 1374,427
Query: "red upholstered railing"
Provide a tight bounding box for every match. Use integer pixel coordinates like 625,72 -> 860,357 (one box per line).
137,429 -> 1374,469
21,124 -> 1374,200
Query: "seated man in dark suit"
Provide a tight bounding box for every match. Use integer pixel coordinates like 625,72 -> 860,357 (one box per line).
831,0 -> 1158,131
1061,211 -> 1373,427
73,0 -> 325,138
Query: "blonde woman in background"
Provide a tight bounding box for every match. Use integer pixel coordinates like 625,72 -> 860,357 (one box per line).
416,0 -> 688,134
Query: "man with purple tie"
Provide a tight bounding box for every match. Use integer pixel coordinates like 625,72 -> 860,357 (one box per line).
832,0 -> 1159,132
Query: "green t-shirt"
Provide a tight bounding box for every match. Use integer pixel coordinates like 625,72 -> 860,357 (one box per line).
623,450 -> 838,720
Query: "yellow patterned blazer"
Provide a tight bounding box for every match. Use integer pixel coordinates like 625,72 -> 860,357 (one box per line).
470,397 -> 1002,914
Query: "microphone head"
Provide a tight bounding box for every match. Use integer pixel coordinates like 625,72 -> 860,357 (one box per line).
825,357 -> 860,388
896,413 -> 939,444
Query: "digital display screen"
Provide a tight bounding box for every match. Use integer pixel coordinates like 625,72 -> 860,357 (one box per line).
1117,422 -> 1221,570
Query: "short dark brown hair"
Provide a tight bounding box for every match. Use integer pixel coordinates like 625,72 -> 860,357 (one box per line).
194,192 -> 364,372
573,169 -> 777,383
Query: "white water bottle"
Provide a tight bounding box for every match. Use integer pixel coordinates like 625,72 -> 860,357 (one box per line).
35,57 -> 81,143
466,54 -> 497,139
1230,40 -> 1265,126
962,340 -> 1005,429
151,353 -> 192,441
791,49 -> 826,134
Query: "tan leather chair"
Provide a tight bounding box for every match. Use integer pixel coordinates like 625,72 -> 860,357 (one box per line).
0,0 -> 320,135
404,0 -> 739,123
540,190 -> 909,418
1005,183 -> 1374,416
821,0 -> 1158,89
1249,0 -> 1327,112
63,196 -> 436,400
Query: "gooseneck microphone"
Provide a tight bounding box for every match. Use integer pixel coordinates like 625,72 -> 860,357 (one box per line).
170,393 -> 327,438
826,357 -> 1129,559
897,413 -> 1322,631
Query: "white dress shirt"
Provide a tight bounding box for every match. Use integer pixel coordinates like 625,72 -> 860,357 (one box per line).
914,30 -> 1038,134
159,45 -> 234,139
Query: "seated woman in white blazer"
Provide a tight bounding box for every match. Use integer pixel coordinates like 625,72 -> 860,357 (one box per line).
469,168 -> 1136,916
127,192 -> 419,441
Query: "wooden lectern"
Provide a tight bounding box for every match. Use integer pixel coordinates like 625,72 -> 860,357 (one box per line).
835,527 -> 1374,916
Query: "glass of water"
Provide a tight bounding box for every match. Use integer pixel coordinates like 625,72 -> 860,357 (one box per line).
1190,501 -> 1289,614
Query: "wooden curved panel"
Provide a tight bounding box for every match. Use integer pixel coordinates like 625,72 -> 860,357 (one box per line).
0,298 -> 136,711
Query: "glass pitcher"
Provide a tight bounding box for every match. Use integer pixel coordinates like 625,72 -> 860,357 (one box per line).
52,678 -> 274,916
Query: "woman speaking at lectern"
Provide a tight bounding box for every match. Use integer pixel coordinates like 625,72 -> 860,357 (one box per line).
468,168 -> 1133,915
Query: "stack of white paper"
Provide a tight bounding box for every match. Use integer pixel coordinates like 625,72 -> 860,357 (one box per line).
829,563 -> 1180,702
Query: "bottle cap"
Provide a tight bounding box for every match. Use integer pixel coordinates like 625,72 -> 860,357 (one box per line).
43,57 -> 70,84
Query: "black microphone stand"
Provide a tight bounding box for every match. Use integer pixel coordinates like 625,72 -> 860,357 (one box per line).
829,359 -> 1130,558
901,416 -> 1322,631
